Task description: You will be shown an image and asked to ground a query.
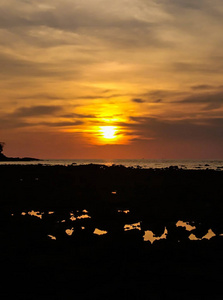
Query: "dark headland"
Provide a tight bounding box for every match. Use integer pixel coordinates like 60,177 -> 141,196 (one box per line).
0,164 -> 222,299
0,143 -> 39,162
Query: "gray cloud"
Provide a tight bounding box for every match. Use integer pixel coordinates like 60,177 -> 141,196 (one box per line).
0,118 -> 33,129
191,84 -> 223,91
40,120 -> 83,127
61,113 -> 97,119
126,116 -> 223,141
0,53 -> 80,80
157,0 -> 208,10
0,0 -> 174,53
16,93 -> 70,101
0,104 -> 86,129
176,91 -> 223,110
191,85 -> 215,91
172,62 -> 223,74
132,98 -> 145,103
0,116 -> 84,130
12,105 -> 63,117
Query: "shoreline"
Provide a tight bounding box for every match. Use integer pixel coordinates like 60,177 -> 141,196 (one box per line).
1,159 -> 223,171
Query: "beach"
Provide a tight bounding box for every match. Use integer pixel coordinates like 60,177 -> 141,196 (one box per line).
0,164 -> 222,299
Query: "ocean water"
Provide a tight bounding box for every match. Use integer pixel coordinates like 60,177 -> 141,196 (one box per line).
1,159 -> 223,170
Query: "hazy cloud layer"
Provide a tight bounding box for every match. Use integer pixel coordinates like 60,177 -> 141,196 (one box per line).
0,105 -> 91,129
12,105 -> 62,117
127,116 -> 223,141
132,98 -> 145,103
175,91 -> 223,110
1,0 -> 223,157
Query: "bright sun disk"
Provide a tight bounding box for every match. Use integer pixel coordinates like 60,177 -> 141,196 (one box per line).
100,126 -> 117,140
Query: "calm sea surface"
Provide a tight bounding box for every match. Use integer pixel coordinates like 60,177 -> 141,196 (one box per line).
1,159 -> 223,170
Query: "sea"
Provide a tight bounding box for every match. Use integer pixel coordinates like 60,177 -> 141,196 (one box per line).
1,159 -> 223,170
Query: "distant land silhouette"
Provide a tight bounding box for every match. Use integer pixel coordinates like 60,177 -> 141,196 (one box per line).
0,142 -> 39,161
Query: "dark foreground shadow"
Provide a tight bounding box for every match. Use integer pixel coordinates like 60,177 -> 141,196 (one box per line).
0,164 -> 222,299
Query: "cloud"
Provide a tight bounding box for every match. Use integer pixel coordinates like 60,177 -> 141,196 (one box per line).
0,118 -> 33,129
0,52 -> 83,81
12,105 -> 63,117
132,98 -> 145,103
0,116 -> 84,130
40,120 -> 83,127
172,62 -> 223,74
16,93 -> 69,100
125,116 -> 223,141
191,84 -> 223,91
157,0 -> 208,10
61,113 -> 97,119
191,85 -> 215,91
0,105 -> 86,129
176,91 -> 223,110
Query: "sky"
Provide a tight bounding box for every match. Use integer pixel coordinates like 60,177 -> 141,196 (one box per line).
1,0 -> 223,159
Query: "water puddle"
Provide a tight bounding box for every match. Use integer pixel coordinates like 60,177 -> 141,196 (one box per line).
124,222 -> 141,231
118,209 -> 130,214
20,210 -> 51,219
176,220 -> 196,231
14,209 -> 91,223
70,211 -> 91,221
143,227 -> 168,243
28,210 -> 43,219
48,235 -> 56,240
189,229 -> 216,241
70,213 -> 76,221
77,214 -> 91,220
176,220 -> 216,241
93,228 -> 108,235
65,228 -> 74,236
11,212 -> 222,244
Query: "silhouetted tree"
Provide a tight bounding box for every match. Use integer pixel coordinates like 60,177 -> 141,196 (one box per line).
0,142 -> 5,154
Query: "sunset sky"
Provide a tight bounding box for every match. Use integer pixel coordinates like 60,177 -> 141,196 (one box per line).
1,0 -> 223,159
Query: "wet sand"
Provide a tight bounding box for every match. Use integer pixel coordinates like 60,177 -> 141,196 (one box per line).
0,164 -> 222,299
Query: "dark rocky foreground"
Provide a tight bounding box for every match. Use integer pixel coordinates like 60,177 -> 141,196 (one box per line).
0,164 -> 222,299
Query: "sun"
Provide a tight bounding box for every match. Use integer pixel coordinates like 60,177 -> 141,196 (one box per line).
100,126 -> 117,140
